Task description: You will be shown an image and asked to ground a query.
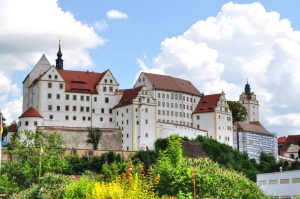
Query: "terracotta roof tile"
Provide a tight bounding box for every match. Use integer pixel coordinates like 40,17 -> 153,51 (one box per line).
234,121 -> 272,136
278,136 -> 287,144
19,107 -> 43,118
193,94 -> 221,113
58,70 -> 106,94
8,123 -> 18,132
114,86 -> 143,109
143,72 -> 201,96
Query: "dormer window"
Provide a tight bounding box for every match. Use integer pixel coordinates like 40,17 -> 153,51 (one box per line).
49,75 -> 52,79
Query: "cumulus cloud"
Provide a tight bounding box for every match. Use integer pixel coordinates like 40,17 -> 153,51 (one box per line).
106,9 -> 128,20
138,2 -> 300,135
0,0 -> 105,70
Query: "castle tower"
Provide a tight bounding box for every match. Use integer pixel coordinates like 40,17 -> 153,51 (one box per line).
55,40 -> 64,70
239,81 -> 259,122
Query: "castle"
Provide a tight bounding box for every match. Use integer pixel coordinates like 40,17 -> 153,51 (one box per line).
18,43 -> 277,159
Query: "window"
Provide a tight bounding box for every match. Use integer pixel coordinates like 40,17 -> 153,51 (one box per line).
105,97 -> 109,103
109,118 -> 113,122
104,79 -> 107,83
25,121 -> 29,126
34,121 -> 37,126
65,115 -> 69,120
73,116 -> 76,120
80,106 -> 84,112
197,115 -> 200,120
49,115 -> 53,119
73,95 -> 77,100
80,95 -> 84,101
158,110 -> 161,115
109,86 -> 113,92
158,93 -> 161,98
88,117 -> 91,121
73,106 -> 76,111
86,96 -> 90,101
57,106 -> 60,111
48,74 -> 52,79
162,93 -> 165,98
94,97 -> 97,102
110,79 -> 113,83
117,111 -> 119,115
145,108 -> 148,113
86,107 -> 90,112
92,109 -> 95,113
65,105 -> 69,111
158,101 -> 161,106
100,117 -> 103,121
48,82 -> 52,88
103,86 -> 107,92
101,108 -> 104,113
48,93 -> 52,99
56,94 -> 60,99
59,83 -> 63,89
145,119 -> 148,124
137,121 -> 139,125
126,120 -> 129,124
48,105 -> 52,111
146,133 -> 148,138
66,94 -> 69,100
83,116 -> 86,121
54,75 -> 58,79
127,134 -> 129,138
109,109 -> 113,114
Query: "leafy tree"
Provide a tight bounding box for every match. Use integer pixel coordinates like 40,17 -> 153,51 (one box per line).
4,130 -> 68,189
86,128 -> 102,150
154,138 -> 168,152
227,101 -> 247,122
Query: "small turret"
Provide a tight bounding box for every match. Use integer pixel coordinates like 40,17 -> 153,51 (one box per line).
55,40 -> 64,70
244,81 -> 251,94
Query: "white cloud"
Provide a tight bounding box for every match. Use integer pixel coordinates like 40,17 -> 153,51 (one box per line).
93,20 -> 108,32
0,0 -> 106,71
1,97 -> 22,125
137,2 -> 300,136
106,9 -> 128,20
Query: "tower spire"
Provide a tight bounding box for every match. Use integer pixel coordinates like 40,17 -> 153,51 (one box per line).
244,79 -> 251,94
55,39 -> 64,70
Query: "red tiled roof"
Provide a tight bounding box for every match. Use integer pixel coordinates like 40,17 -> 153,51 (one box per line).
19,107 -> 43,118
8,123 -> 18,132
114,86 -> 143,109
58,70 -> 106,94
143,73 -> 202,96
234,121 -> 272,136
285,135 -> 300,144
278,136 -> 287,144
193,94 -> 221,113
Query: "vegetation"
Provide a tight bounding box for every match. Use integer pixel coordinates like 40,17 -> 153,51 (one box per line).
227,100 -> 247,122
86,128 -> 102,150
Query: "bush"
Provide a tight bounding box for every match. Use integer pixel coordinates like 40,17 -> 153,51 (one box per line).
64,177 -> 94,199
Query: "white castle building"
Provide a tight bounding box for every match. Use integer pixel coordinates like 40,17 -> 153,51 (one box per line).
18,44 -> 234,151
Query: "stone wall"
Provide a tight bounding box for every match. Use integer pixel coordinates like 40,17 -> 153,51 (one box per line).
37,126 -> 122,150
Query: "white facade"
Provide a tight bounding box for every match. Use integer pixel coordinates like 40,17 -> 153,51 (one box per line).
115,87 -> 156,151
239,83 -> 259,122
257,170 -> 300,198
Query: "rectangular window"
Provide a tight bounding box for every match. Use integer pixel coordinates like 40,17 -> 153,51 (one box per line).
59,83 -> 63,89
145,108 -> 148,113
103,86 -> 107,92
83,116 -> 86,121
137,121 -> 139,125
109,109 -> 113,114
73,106 -> 76,111
100,117 -> 103,121
49,115 -> 53,119
65,115 -> 69,120
34,121 -> 37,126
105,97 -> 109,103
127,134 -> 129,138
110,79 -> 113,83
48,74 -> 52,79
109,118 -> 113,122
109,86 -> 113,92
94,97 -> 97,102
158,93 -> 161,98
73,95 -> 77,100
73,116 -> 76,120
48,93 -> 52,99
65,105 -> 69,111
57,106 -> 60,111
146,133 -> 148,138
101,108 -> 104,113
54,75 -> 58,79
88,117 -> 91,121
145,119 -> 148,124
80,95 -> 84,101
56,94 -> 60,99
86,96 -> 90,101
80,106 -> 84,112
66,94 -> 69,100
86,107 -> 90,112
48,105 -> 52,111
92,109 -> 95,113
48,82 -> 52,88
25,121 -> 29,126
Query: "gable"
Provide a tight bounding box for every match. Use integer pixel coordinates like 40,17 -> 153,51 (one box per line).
98,70 -> 119,85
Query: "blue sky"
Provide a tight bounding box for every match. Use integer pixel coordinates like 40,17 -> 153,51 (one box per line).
1,0 -> 300,136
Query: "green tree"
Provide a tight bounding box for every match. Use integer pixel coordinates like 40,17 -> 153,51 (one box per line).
86,128 -> 102,150
3,130 -> 68,189
227,101 -> 247,122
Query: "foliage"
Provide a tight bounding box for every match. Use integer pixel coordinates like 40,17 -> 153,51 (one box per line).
64,151 -> 124,175
131,150 -> 157,170
154,138 -> 168,152
227,100 -> 248,122
0,172 -> 19,196
153,135 -> 267,198
86,128 -> 102,150
64,177 -> 95,199
4,130 -> 68,189
10,173 -> 71,199
101,162 -> 125,182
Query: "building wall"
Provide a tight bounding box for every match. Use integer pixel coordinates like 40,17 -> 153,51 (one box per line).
233,131 -> 278,162
257,170 -> 300,198
239,93 -> 259,122
38,126 -> 122,150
